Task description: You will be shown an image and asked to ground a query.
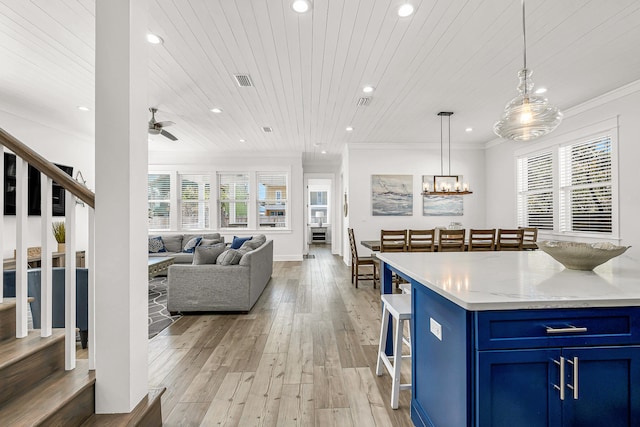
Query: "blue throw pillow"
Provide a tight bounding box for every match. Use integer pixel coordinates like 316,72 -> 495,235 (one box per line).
183,236 -> 203,253
148,236 -> 166,253
230,236 -> 252,250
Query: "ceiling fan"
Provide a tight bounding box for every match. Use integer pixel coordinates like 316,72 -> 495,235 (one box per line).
148,107 -> 178,141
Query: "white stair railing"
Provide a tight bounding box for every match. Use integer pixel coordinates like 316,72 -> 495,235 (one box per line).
0,127 -> 95,372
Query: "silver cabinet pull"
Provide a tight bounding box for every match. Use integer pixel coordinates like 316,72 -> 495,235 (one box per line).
566,357 -> 579,399
553,357 -> 565,400
545,325 -> 588,334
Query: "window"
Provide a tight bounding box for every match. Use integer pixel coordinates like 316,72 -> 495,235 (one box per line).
517,151 -> 554,230
180,173 -> 210,229
559,136 -> 612,233
148,173 -> 171,230
219,173 -> 249,228
517,134 -> 614,236
309,190 -> 328,225
258,173 -> 287,228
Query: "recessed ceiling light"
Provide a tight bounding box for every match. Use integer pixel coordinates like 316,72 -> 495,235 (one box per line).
321,150 -> 327,154
210,108 -> 223,113
239,139 -> 246,142
362,85 -> 375,94
535,87 -> 547,94
77,106 -> 90,112
465,127 -> 473,132
146,33 -> 163,45
398,4 -> 415,17
292,0 -> 311,13
346,126 -> 354,132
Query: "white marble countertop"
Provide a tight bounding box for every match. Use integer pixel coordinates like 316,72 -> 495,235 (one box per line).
376,251 -> 640,311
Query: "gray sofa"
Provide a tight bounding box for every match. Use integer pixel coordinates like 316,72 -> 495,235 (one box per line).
167,239 -> 273,313
149,233 -> 223,264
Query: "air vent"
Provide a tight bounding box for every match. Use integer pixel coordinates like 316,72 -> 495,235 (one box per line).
357,97 -> 371,106
234,74 -> 254,87
262,126 -> 273,133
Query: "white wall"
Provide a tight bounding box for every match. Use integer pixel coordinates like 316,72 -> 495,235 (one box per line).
346,143 -> 486,258
149,151 -> 304,261
485,82 -> 640,256
0,109 -> 94,258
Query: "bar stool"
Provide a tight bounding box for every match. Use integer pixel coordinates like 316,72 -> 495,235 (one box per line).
376,293 -> 412,409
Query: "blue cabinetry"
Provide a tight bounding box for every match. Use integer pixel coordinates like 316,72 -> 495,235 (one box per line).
411,282 -> 640,427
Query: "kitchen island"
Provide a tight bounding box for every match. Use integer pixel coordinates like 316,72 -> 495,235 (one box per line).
376,251 -> 640,427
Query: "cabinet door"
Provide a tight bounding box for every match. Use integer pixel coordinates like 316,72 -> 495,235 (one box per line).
562,346 -> 640,427
477,349 -> 562,427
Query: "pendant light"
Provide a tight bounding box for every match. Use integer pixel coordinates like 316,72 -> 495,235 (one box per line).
494,0 -> 563,141
421,112 -> 472,196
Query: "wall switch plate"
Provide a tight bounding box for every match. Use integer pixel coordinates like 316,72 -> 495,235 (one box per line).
430,317 -> 442,341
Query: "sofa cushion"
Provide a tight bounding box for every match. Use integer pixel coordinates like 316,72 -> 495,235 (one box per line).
217,249 -> 245,265
201,238 -> 223,246
230,236 -> 252,250
240,234 -> 266,251
183,236 -> 203,253
148,236 -> 167,253
161,235 -> 183,253
193,243 -> 226,265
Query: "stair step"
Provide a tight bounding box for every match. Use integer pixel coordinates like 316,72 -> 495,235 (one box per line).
0,359 -> 95,426
0,297 -> 34,343
0,300 -> 17,342
81,387 -> 166,427
0,329 -> 65,406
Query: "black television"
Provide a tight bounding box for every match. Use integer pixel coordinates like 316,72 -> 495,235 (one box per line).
3,152 -> 73,216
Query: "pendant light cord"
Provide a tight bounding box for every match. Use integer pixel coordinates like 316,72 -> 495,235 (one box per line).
440,114 -> 443,175
522,0 -> 527,69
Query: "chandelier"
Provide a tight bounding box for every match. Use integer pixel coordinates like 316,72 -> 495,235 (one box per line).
494,0 -> 563,141
421,112 -> 472,196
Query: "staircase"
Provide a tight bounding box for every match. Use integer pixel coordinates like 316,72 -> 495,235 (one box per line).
0,299 -> 95,425
0,300 -> 165,426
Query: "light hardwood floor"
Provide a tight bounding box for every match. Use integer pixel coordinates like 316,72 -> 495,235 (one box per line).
148,245 -> 413,426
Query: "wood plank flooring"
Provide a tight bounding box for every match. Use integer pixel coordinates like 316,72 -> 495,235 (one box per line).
149,245 -> 413,426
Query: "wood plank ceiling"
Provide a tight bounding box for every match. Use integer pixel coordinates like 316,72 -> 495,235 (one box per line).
0,0 -> 639,163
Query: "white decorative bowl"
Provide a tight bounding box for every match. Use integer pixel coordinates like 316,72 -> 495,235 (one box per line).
537,241 -> 630,271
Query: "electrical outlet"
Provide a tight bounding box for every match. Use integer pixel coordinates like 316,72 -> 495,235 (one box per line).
430,317 -> 442,341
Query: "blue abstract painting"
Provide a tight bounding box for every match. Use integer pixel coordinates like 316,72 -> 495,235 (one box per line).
423,195 -> 463,216
371,175 -> 413,216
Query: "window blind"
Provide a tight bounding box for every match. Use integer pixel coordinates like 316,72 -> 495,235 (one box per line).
517,151 -> 553,230
559,136 -> 612,233
218,173 -> 249,228
148,173 -> 171,230
180,173 -> 210,229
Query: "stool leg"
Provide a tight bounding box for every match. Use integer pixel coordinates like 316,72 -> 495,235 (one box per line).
376,305 -> 390,377
391,317 -> 404,409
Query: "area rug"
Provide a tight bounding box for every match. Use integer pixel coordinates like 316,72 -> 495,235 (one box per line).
148,276 -> 182,339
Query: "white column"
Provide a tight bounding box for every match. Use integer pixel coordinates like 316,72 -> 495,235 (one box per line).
95,0 -> 149,413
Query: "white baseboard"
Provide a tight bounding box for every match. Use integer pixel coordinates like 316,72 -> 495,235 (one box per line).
274,255 -> 304,262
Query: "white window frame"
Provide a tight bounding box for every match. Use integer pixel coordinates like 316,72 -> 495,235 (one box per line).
257,172 -> 289,229
515,118 -> 619,241
179,173 -> 211,230
147,172 -> 174,231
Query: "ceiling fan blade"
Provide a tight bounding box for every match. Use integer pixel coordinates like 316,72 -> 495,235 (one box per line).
160,129 -> 178,141
156,120 -> 174,127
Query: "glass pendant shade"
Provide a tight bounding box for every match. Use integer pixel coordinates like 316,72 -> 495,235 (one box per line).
494,68 -> 563,141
